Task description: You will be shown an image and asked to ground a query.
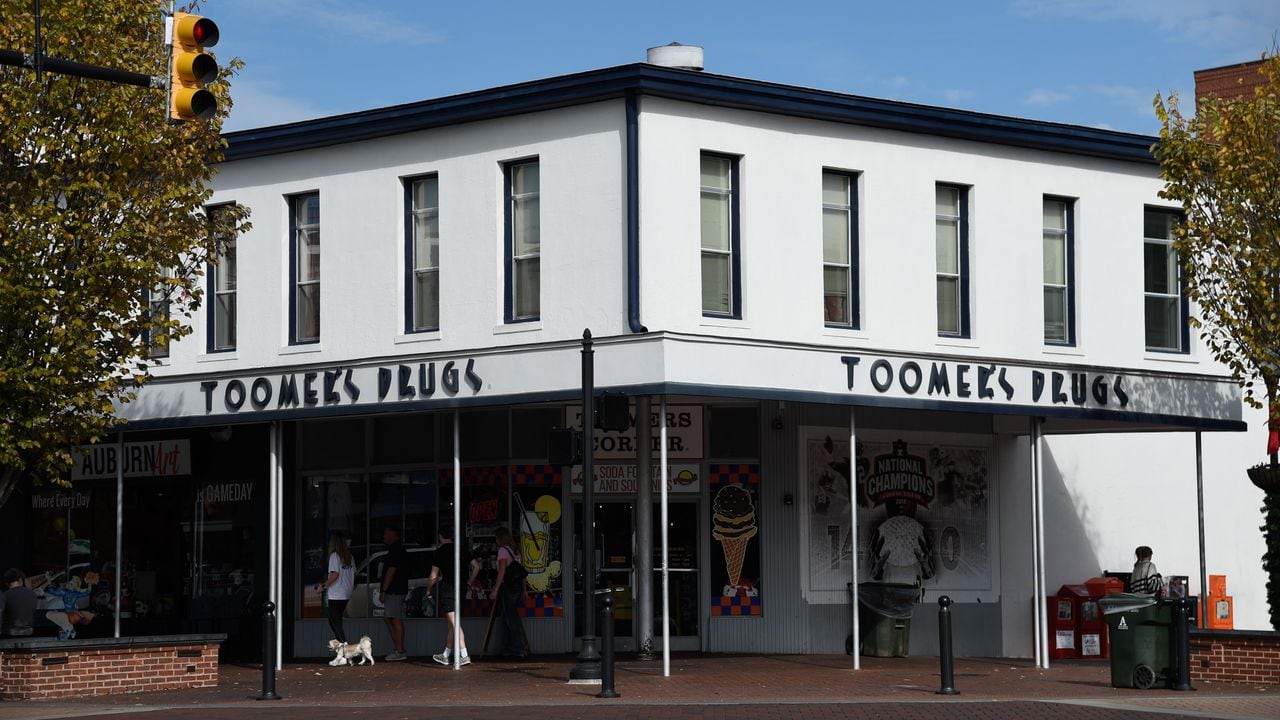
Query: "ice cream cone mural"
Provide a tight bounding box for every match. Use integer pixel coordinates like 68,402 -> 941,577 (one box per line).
712,484 -> 757,587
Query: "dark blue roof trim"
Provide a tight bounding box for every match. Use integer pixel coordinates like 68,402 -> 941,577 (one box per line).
224,64 -> 1158,164
120,380 -> 1243,433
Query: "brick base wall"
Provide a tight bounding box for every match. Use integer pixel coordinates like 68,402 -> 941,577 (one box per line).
0,635 -> 223,700
1189,629 -> 1280,685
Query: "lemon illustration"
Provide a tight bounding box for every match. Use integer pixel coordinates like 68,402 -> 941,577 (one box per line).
535,495 -> 562,524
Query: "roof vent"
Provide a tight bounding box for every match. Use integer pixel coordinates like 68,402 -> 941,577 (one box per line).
647,42 -> 704,71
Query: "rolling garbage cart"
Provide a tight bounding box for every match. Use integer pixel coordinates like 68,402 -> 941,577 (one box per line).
1098,593 -> 1179,689
846,581 -> 918,657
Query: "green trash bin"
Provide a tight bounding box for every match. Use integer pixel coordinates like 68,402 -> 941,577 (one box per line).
1099,593 -> 1175,689
857,582 -> 917,658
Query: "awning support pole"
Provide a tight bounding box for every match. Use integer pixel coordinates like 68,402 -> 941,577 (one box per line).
1195,431 -> 1208,626
849,407 -> 860,670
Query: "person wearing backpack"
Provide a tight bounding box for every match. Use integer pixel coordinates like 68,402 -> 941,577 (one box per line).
1129,545 -> 1165,596
491,526 -> 528,659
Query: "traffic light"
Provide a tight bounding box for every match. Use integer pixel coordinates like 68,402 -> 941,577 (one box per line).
547,428 -> 582,467
169,12 -> 220,121
595,392 -> 632,432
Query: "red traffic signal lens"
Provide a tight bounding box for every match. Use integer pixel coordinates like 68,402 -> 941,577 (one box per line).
191,18 -> 218,47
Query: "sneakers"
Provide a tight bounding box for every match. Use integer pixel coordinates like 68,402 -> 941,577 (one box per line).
385,651 -> 407,662
458,655 -> 471,666
432,653 -> 471,666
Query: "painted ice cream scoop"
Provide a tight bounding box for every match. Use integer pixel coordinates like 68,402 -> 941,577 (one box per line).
712,484 -> 757,587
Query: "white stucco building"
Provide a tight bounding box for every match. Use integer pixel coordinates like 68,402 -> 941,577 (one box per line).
19,52 -> 1268,662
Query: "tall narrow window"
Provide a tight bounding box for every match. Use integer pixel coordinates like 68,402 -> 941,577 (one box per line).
1143,208 -> 1186,352
822,170 -> 858,327
291,193 -> 320,344
701,153 -> 739,317
406,175 -> 440,332
146,268 -> 173,358
505,160 -> 539,322
935,184 -> 969,337
208,204 -> 237,352
1043,197 -> 1075,345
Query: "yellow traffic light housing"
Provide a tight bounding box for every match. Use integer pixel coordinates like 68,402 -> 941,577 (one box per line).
169,12 -> 220,121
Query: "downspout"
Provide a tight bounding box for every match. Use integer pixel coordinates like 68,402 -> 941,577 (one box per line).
626,91 -> 647,333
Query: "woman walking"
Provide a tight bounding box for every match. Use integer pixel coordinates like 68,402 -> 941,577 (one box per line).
315,531 -> 355,643
491,527 -> 527,658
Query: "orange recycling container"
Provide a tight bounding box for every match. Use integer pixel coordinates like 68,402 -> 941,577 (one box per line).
1085,576 -> 1123,598
1209,574 -> 1227,596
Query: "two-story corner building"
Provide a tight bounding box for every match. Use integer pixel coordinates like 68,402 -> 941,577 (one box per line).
8,49 -> 1267,663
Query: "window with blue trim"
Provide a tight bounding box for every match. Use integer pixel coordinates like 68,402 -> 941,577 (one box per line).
504,160 -> 540,322
1043,197 -> 1075,345
1143,208 -> 1187,352
406,175 -> 440,332
145,267 -> 173,358
822,170 -> 859,328
208,203 -> 237,352
935,184 -> 970,338
290,192 -> 320,344
701,153 -> 740,318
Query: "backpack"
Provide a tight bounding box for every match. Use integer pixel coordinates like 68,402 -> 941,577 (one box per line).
502,554 -> 529,588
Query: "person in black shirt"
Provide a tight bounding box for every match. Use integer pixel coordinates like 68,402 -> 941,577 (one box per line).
379,525 -> 409,661
2,568 -> 36,637
428,526 -> 471,666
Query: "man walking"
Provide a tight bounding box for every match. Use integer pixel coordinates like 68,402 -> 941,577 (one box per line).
427,526 -> 470,666
379,525 -> 408,661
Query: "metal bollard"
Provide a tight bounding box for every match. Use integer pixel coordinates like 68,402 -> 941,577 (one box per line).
1172,597 -> 1194,691
257,601 -> 281,701
597,592 -> 620,698
936,595 -> 960,696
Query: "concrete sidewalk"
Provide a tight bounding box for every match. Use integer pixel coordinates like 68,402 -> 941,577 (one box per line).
4,654 -> 1278,719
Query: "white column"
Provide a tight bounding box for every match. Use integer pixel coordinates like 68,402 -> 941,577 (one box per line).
660,396 -> 670,677
114,433 -> 123,639
454,409 -> 462,669
1033,418 -> 1049,669
1029,419 -> 1042,668
848,408 -> 860,670
271,421 -> 284,670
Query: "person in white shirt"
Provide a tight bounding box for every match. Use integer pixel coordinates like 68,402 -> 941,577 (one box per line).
1130,545 -> 1164,595
314,531 -> 355,643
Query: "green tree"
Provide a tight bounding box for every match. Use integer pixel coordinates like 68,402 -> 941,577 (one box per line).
1154,54 -> 1280,628
0,0 -> 250,508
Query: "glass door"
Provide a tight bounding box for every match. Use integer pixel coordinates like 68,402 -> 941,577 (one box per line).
573,500 -> 701,651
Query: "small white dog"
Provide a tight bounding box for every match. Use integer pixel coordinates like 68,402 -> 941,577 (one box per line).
327,636 -> 375,666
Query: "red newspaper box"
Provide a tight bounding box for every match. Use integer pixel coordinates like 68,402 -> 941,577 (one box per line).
1059,584 -> 1107,659
1048,592 -> 1077,660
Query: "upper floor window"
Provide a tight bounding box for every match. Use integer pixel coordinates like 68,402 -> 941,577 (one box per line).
146,267 -> 173,358
406,175 -> 440,332
1143,208 -> 1187,352
504,160 -> 539,323
1043,197 -> 1075,345
822,170 -> 858,328
935,184 -> 970,337
290,192 -> 320,344
701,153 -> 740,318
208,204 -> 237,352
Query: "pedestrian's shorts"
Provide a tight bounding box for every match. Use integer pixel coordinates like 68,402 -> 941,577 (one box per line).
383,593 -> 406,619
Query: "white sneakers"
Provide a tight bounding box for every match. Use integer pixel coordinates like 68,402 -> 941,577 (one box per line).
385,651 -> 407,662
432,652 -> 470,666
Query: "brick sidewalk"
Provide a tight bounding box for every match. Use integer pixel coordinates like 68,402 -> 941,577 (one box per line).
4,654 -> 1278,719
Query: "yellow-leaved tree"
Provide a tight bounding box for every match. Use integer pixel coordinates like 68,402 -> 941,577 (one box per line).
0,0 -> 251,508
1155,54 -> 1280,629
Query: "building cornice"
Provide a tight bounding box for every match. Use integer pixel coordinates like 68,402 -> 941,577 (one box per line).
222,64 -> 1158,164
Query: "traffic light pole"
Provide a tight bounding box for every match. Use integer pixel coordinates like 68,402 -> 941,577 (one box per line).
570,329 -> 603,682
0,49 -> 164,89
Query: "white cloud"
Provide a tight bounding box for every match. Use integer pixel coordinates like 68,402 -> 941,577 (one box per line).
943,89 -> 976,103
1090,84 -> 1158,117
223,79 -> 335,132
884,75 -> 909,90
1026,88 -> 1071,106
1010,0 -> 1280,49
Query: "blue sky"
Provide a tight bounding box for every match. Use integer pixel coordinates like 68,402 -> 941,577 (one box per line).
212,0 -> 1280,135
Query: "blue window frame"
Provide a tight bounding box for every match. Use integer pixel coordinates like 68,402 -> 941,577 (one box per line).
504,159 -> 540,323
289,192 -> 320,344
404,175 -> 440,333
935,183 -> 970,338
1043,196 -> 1075,346
701,152 -> 741,318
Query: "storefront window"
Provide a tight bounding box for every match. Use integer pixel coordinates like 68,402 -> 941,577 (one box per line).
300,474 -> 366,618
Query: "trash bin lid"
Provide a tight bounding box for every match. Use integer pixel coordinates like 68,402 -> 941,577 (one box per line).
856,582 -> 918,618
1097,592 -> 1157,615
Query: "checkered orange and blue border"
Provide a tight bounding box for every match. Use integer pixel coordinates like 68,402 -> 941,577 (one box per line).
521,593 -> 563,617
708,463 -> 760,487
712,595 -> 761,616
511,465 -> 562,486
